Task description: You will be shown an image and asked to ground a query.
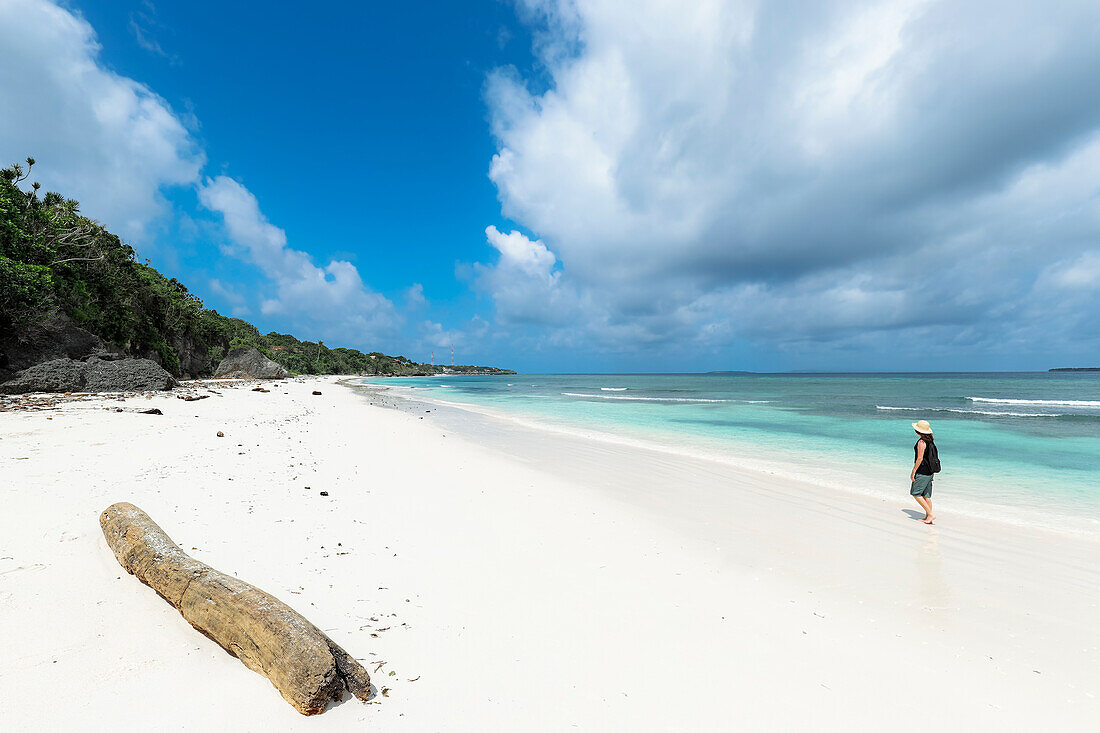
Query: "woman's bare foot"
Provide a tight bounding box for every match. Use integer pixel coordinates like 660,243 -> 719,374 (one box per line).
922,515 -> 936,524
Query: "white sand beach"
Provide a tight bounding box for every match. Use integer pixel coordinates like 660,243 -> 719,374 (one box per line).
1,377 -> 1098,731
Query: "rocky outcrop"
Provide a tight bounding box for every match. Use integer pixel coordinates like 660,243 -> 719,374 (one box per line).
0,309 -> 221,381
0,312 -> 113,381
214,347 -> 290,379
128,333 -> 213,378
0,355 -> 176,394
0,312 -> 216,382
172,333 -> 216,378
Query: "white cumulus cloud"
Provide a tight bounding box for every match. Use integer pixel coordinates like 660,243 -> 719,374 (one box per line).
198,176 -> 398,343
0,0 -> 203,240
473,225 -> 583,326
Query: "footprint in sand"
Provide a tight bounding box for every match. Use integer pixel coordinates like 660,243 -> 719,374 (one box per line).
0,562 -> 47,576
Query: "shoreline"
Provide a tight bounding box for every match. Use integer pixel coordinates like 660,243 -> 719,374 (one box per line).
359,378 -> 1100,595
2,377 -> 1097,730
358,379 -> 1100,537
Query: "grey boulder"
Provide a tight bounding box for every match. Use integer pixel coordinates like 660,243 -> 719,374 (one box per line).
0,356 -> 176,394
214,347 -> 289,379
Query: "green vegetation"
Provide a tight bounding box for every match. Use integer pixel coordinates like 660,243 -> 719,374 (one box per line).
219,327 -> 496,377
1,158 -> 512,377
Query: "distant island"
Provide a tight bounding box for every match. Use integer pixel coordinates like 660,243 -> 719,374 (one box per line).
0,158 -> 513,384
1049,367 -> 1100,372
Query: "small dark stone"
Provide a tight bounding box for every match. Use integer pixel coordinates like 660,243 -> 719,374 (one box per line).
217,431 -> 225,437
319,491 -> 329,497
140,408 -> 163,415
312,391 -> 322,395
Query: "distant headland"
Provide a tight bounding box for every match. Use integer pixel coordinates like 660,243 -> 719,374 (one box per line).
1049,367 -> 1100,372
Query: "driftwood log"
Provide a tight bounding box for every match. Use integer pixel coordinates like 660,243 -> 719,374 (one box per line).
100,502 -> 371,715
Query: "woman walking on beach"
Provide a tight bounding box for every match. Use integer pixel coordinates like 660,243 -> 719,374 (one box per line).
910,420 -> 939,524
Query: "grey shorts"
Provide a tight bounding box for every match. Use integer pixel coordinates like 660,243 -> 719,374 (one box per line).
910,474 -> 933,497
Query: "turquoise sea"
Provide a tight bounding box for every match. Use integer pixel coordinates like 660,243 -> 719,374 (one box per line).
369,373 -> 1100,534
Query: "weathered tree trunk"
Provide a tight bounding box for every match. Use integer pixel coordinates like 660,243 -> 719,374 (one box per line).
100,502 -> 371,715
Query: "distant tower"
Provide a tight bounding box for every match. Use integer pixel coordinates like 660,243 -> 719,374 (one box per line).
431,350 -> 434,366
451,344 -> 454,367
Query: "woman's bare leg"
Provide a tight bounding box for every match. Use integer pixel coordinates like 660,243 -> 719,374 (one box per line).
914,495 -> 932,520
915,496 -> 936,524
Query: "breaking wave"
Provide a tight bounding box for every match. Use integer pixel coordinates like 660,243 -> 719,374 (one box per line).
967,397 -> 1100,407
876,405 -> 1063,417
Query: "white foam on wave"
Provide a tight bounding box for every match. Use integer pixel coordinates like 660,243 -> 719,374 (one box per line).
968,397 -> 1100,407
876,405 -> 1061,417
561,392 -> 731,403
600,387 -> 628,391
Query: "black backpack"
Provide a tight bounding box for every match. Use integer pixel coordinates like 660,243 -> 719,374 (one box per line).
926,442 -> 941,474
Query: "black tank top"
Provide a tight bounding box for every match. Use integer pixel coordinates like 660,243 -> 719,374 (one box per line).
914,439 -> 934,476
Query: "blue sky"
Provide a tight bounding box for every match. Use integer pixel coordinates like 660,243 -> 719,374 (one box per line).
2,0 -> 1100,372
94,1 -> 534,308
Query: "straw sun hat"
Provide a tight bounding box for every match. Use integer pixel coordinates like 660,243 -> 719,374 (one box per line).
912,420 -> 933,434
